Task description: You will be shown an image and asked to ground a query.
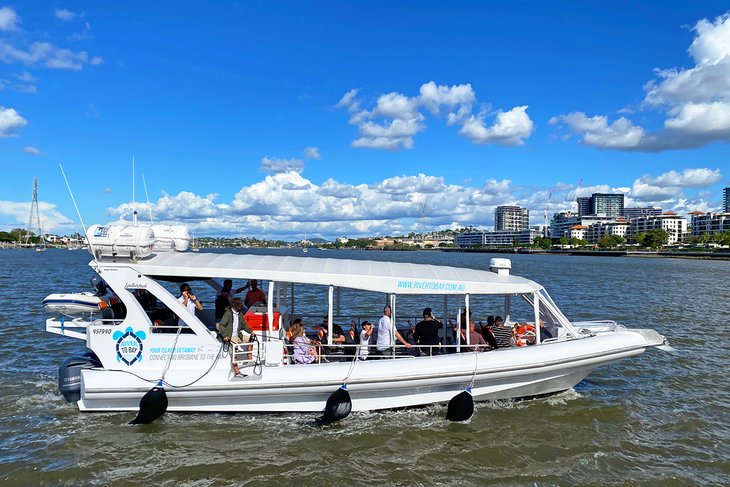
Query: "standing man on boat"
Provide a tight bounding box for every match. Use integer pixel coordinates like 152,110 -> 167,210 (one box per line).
178,283 -> 203,327
413,307 -> 442,356
217,297 -> 255,376
376,305 -> 412,356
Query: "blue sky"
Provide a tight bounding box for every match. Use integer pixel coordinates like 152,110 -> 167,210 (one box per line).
1,1 -> 729,239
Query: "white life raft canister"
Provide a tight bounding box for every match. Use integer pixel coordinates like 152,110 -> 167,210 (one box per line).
87,224 -> 156,258
151,224 -> 191,252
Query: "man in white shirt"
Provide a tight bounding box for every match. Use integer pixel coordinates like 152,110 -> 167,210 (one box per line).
178,283 -> 203,327
376,305 -> 412,356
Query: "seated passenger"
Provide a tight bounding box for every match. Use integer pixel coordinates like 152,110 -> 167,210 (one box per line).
244,279 -> 267,308
539,319 -> 554,341
491,316 -> 512,348
289,320 -> 318,364
217,297 -> 255,376
467,319 -> 488,352
480,315 -> 498,349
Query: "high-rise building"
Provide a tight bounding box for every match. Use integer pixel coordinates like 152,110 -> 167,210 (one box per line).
577,197 -> 592,217
494,206 -> 529,231
591,193 -> 624,218
724,187 -> 729,213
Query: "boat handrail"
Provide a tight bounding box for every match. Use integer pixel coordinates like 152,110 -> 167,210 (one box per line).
232,339 -> 565,367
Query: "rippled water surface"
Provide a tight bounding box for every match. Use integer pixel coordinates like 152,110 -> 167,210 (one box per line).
0,249 -> 728,486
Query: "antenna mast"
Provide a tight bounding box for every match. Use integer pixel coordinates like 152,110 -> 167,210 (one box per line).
132,156 -> 138,226
25,177 -> 43,245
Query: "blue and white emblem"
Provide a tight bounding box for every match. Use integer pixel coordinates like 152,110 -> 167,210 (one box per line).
113,327 -> 146,365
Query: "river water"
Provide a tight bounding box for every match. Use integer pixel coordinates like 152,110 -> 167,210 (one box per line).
0,248 -> 727,486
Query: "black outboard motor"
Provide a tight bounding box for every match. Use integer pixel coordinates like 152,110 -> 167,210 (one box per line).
58,352 -> 101,403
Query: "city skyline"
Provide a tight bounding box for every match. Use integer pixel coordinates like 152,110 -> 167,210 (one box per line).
1,3 -> 729,239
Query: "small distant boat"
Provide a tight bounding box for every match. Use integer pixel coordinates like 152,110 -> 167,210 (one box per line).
302,247 -> 308,253
35,246 -> 46,252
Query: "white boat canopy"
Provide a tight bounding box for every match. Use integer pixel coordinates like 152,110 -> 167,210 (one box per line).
106,252 -> 543,296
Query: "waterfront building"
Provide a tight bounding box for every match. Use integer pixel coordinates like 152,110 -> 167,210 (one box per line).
585,219 -> 629,244
575,193 -> 625,218
591,193 -> 624,218
577,197 -> 592,217
568,225 -> 587,241
624,207 -> 662,220
455,228 -> 541,248
628,212 -> 688,245
549,211 -> 615,241
690,211 -> 730,236
724,187 -> 729,213
494,206 -> 530,231
549,211 -> 579,240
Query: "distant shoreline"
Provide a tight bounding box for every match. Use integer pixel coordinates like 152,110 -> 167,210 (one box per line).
438,247 -> 730,260
2,243 -> 729,261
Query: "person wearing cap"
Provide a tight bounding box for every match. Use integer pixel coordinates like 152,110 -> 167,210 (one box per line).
358,321 -> 375,360
413,307 -> 442,356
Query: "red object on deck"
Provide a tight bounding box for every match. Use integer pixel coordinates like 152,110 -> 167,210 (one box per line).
244,311 -> 280,332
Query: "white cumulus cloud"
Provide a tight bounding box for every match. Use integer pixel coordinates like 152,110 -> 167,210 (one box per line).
99,166 -> 724,238
303,146 -> 320,159
55,9 -> 79,22
0,6 -> 19,31
338,81 -> 533,150
460,106 -> 534,146
0,106 -> 27,137
260,156 -> 305,175
23,146 -> 43,155
0,40 -> 103,71
553,12 -> 730,151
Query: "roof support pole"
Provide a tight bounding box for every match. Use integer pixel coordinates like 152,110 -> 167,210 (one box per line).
390,293 -> 396,358
443,294 -> 448,325
465,293 -> 470,347
335,286 -> 341,319
456,306 -> 461,353
328,285 -> 334,346
267,281 -> 274,336
533,291 -> 541,345
505,295 -> 511,325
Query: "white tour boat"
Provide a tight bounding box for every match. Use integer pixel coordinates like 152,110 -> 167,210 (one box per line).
46,224 -> 668,421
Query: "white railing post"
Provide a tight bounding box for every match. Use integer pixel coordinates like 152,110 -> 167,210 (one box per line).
465,293 -> 470,347
534,291 -> 541,345
328,285 -> 334,346
267,281 -> 274,336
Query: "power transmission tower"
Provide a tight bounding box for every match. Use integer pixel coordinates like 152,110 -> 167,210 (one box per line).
25,177 -> 43,246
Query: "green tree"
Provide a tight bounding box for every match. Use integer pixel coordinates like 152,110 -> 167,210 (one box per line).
559,237 -> 569,246
536,237 -> 552,249
644,229 -> 669,249
633,232 -> 646,246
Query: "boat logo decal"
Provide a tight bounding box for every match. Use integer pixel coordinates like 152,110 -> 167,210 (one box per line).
93,226 -> 109,238
113,327 -> 147,366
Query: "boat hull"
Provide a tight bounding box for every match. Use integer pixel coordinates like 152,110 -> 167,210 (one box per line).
75,330 -> 659,413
